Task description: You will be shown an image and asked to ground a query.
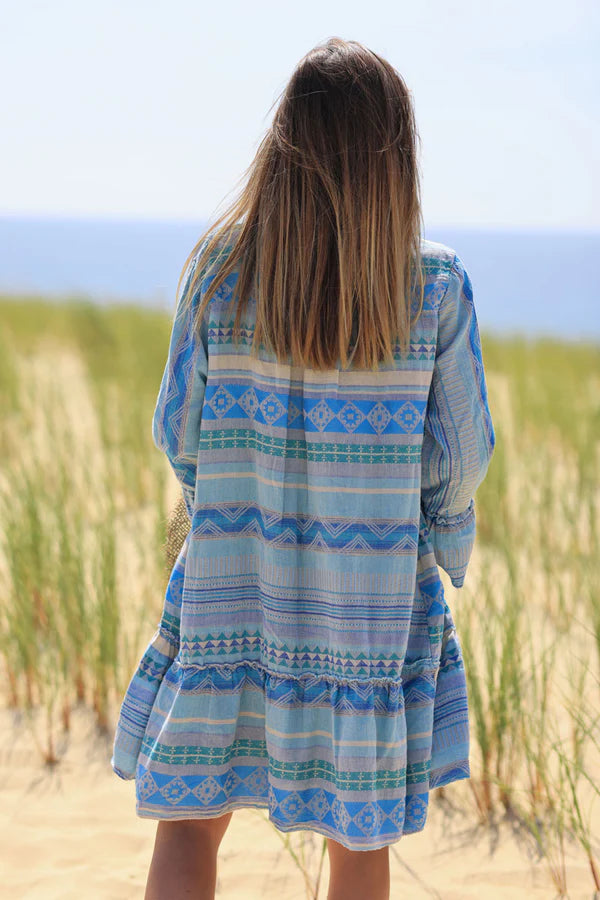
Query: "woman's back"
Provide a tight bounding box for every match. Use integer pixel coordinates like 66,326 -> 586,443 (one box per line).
111,230 -> 495,850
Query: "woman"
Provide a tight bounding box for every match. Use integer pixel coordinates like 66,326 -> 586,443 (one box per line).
111,36 -> 495,900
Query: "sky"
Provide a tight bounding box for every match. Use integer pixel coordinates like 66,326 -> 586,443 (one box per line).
1,0 -> 598,231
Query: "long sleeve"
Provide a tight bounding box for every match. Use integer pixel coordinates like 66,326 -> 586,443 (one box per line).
420,252 -> 495,589
152,249 -> 209,519
111,252 -> 208,782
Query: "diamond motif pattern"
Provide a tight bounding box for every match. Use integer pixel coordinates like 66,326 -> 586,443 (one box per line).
331,797 -> 352,833
208,385 -> 236,418
405,794 -> 427,826
260,393 -> 286,424
306,399 -> 335,431
191,775 -> 221,805
388,797 -> 407,828
137,771 -> 157,802
238,387 -> 259,418
307,788 -> 330,821
366,402 -> 391,434
279,790 -> 305,821
244,766 -> 268,794
337,401 -> 365,432
159,775 -> 191,805
393,401 -> 422,433
354,801 -> 382,836
222,769 -> 242,797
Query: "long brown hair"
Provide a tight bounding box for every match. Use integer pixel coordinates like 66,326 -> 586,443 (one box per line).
178,36 -> 426,372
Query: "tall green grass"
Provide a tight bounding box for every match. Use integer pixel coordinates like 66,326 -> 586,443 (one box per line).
453,332 -> 600,897
0,296 -> 171,762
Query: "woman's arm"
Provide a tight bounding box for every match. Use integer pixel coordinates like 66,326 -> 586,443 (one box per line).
110,253 -> 210,780
420,252 -> 496,588
152,247 -> 210,519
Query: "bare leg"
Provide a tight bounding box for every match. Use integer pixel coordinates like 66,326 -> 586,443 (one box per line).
326,837 -> 390,900
144,812 -> 233,900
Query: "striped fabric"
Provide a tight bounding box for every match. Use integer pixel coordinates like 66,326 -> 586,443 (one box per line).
111,232 -> 495,851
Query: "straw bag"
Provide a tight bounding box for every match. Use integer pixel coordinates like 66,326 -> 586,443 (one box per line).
165,493 -> 191,573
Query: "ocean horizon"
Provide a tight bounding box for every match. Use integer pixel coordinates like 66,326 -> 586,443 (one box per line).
0,214 -> 598,342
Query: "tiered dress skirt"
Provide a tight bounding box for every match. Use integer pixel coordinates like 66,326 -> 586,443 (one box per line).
111,513 -> 471,851
111,520 -> 470,850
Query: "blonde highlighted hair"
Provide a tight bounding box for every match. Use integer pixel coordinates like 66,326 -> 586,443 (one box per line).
178,36 -> 426,372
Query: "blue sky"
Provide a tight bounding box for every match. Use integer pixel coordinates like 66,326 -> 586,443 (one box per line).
2,0 -> 598,230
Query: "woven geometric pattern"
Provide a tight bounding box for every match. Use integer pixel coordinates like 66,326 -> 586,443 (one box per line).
111,229 -> 495,850
165,495 -> 190,573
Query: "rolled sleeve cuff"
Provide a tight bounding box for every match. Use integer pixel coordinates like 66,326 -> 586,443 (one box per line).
421,499 -> 476,589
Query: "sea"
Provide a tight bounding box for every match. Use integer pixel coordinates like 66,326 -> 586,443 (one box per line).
0,215 -> 598,342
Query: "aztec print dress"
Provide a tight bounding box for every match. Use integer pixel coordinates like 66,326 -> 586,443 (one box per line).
111,233 -> 495,851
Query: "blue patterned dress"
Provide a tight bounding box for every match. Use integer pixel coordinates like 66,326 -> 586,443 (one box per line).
111,233 -> 495,851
